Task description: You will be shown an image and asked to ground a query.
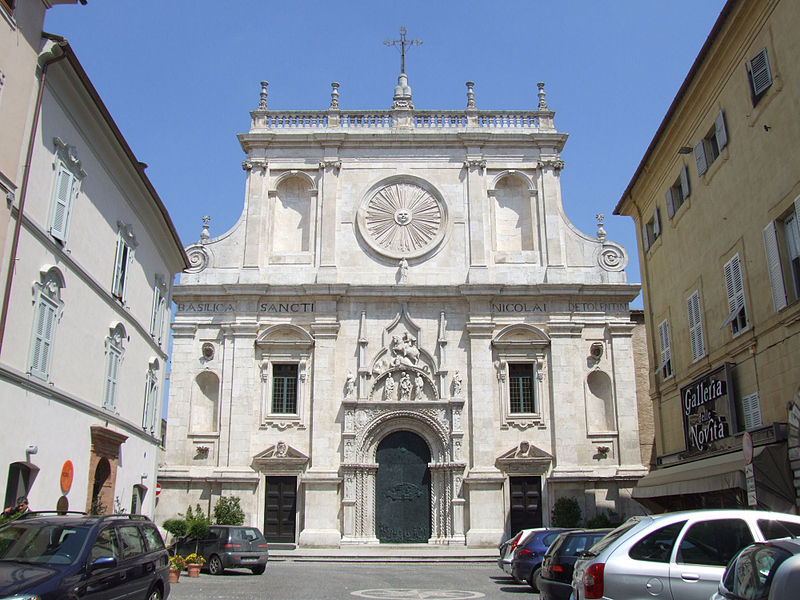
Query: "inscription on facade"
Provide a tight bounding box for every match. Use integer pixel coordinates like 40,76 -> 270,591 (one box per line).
489,300 -> 629,313
259,302 -> 315,313
176,301 -> 315,313
176,302 -> 235,313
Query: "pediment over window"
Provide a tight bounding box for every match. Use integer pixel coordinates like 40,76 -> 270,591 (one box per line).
255,324 -> 314,350
496,441 -> 552,474
252,442 -> 308,473
492,324 -> 550,350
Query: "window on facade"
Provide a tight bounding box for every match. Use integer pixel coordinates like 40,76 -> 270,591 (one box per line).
642,207 -> 661,252
508,363 -> 535,414
4,462 -> 34,511
666,166 -> 690,219
103,324 -> 126,411
49,139 -> 84,243
740,393 -> 762,431
29,267 -> 65,380
747,48 -> 773,104
687,291 -> 706,362
149,275 -> 167,345
722,254 -> 748,334
694,110 -> 728,177
271,364 -> 298,414
142,361 -> 159,434
763,199 -> 800,311
656,319 -> 673,379
111,223 -> 137,303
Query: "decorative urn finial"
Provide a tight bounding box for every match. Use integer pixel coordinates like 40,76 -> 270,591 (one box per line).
258,81 -> 268,110
466,81 -> 476,110
200,215 -> 211,242
537,81 -> 548,110
329,82 -> 340,110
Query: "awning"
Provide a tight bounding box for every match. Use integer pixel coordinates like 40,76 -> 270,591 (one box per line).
632,449 -> 754,499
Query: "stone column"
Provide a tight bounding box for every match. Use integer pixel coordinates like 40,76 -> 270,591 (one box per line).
548,321 -> 586,474
464,154 -> 489,283
165,322 -> 197,465
538,158 -> 565,274
464,319 -> 504,546
222,323 -> 258,468
608,321 -> 645,474
317,146 -> 342,284
298,317 -> 342,547
242,159 -> 269,269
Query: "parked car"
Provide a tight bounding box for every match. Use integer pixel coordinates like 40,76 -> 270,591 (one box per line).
711,538 -> 800,600
498,528 -> 536,575
0,511 -> 170,600
571,509 -> 800,600
536,528 -> 611,600
510,528 -> 571,590
175,525 -> 268,575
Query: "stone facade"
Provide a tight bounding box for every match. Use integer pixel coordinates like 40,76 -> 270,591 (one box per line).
158,72 -> 646,546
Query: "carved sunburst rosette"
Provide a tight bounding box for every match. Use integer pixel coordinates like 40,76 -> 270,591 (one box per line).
357,177 -> 448,260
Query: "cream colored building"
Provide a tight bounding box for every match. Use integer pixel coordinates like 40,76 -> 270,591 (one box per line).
158,65 -> 648,547
0,35 -> 188,517
616,0 -> 800,512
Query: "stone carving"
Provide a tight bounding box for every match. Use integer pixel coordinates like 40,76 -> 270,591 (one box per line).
597,242 -> 627,272
344,409 -> 354,431
275,441 -> 288,457
414,372 -> 425,401
451,370 -> 462,396
345,439 -> 354,461
398,258 -> 408,284
383,375 -> 395,401
344,370 -> 356,400
399,372 -> 413,401
185,245 -> 210,273
361,182 -> 443,258
390,332 -> 420,366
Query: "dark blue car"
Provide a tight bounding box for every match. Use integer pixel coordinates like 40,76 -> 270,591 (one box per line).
0,511 -> 170,599
510,528 -> 570,591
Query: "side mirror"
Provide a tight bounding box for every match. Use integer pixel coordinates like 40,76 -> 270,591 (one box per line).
90,556 -> 117,571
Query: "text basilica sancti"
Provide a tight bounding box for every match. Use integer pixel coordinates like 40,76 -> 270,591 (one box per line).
157,49 -> 647,547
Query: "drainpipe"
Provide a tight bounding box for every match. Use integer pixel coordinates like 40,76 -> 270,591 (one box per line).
0,39 -> 68,354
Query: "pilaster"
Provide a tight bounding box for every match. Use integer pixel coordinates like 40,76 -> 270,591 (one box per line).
242,159 -> 268,267
465,157 -> 489,283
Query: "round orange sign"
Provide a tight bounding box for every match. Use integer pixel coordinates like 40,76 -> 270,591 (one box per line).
60,460 -> 74,493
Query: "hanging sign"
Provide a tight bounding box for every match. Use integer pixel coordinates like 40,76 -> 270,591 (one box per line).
680,363 -> 736,455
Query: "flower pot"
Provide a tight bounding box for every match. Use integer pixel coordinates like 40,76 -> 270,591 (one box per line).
187,563 -> 202,578
169,568 -> 181,583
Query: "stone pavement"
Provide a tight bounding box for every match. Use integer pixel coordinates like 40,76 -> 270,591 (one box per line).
268,543 -> 497,563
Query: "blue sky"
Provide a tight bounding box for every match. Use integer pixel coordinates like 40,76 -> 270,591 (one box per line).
45,1 -> 727,307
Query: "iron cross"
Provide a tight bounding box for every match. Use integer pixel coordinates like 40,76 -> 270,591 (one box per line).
384,26 -> 422,74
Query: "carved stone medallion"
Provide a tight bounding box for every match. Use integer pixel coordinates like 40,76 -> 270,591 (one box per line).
357,178 -> 447,259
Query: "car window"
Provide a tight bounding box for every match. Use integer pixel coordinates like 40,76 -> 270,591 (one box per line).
721,544 -> 792,600
758,519 -> 800,540
232,528 -> 262,542
629,521 -> 685,563
564,533 -> 608,557
208,527 -> 223,540
0,523 -> 89,565
90,527 -> 120,562
118,525 -> 146,559
141,525 -> 165,552
543,530 -> 562,546
677,519 -> 754,566
587,520 -> 639,556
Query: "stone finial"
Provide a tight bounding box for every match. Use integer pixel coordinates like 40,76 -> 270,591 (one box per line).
596,213 -> 606,241
466,81 -> 476,110
200,215 -> 211,242
258,81 -> 268,110
329,82 -> 340,110
537,81 -> 547,110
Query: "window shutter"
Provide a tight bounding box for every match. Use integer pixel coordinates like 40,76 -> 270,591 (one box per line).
723,257 -> 738,326
653,207 -> 661,238
741,393 -> 762,430
31,298 -> 56,377
715,110 -> 728,150
665,189 -> 675,219
749,48 -> 772,97
731,253 -> 746,313
687,292 -> 705,361
680,165 -> 690,199
642,222 -> 650,252
112,238 -> 126,298
763,221 -> 787,311
50,165 -> 74,242
694,141 -> 708,176
104,349 -> 119,410
657,319 -> 671,376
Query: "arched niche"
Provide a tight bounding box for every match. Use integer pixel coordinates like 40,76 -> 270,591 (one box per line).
489,172 -> 537,259
270,174 -> 316,259
191,370 -> 220,433
585,370 -> 616,433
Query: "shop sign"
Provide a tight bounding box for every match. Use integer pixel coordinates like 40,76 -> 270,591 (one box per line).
681,363 -> 737,454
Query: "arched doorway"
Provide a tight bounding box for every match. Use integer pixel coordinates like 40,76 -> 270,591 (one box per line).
375,430 -> 431,543
91,458 -> 111,514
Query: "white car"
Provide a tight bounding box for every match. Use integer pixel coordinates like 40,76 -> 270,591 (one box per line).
498,528 -> 540,575
571,509 -> 800,600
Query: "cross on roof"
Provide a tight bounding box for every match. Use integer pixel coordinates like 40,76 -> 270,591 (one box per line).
384,26 -> 422,75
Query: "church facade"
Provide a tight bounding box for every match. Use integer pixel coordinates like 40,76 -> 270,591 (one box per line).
157,66 -> 647,547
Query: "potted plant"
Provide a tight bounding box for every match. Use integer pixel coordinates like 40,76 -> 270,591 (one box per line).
184,553 -> 205,577
168,555 -> 185,583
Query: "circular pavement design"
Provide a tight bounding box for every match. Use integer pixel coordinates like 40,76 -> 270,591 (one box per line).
351,591 -> 485,599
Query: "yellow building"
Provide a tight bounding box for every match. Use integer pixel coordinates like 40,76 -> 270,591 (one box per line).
616,0 -> 800,512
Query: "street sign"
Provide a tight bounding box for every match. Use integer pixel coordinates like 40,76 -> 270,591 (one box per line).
743,431 -> 754,465
745,463 -> 757,506
155,483 -> 161,497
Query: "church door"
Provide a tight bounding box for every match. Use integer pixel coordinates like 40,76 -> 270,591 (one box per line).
375,431 -> 431,543
509,476 -> 542,533
264,476 -> 297,543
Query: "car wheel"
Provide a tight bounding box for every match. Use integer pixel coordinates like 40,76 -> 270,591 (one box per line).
208,554 -> 224,575
251,565 -> 266,575
528,566 -> 541,592
147,585 -> 163,600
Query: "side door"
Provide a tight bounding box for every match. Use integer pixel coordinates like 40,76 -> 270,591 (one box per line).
117,524 -> 150,599
202,527 -> 224,562
81,526 -> 126,600
669,517 -> 754,600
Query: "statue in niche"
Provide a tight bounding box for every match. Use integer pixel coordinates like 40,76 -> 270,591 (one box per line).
452,370 -> 462,396
344,370 -> 356,400
390,332 -> 420,366
275,441 -> 288,457
414,372 -> 425,401
383,374 -> 396,401
398,258 -> 408,284
399,372 -> 413,401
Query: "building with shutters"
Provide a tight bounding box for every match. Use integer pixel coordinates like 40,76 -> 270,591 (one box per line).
0,33 -> 188,517
616,0 -> 800,512
157,54 -> 648,547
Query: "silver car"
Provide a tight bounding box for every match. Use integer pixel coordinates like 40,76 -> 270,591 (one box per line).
571,509 -> 800,600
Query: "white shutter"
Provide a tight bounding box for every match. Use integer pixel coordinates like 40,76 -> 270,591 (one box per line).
723,257 -> 738,327
741,393 -> 762,430
104,349 -> 120,410
763,221 -> 787,311
642,222 -> 650,252
50,165 -> 74,242
665,189 -> 675,219
30,297 -> 57,378
657,319 -> 671,377
111,238 -> 126,298
694,141 -> 708,176
749,48 -> 772,97
687,291 -> 706,361
653,207 -> 661,238
680,165 -> 690,199
715,110 -> 728,150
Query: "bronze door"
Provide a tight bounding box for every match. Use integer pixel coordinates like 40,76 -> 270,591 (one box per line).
375,431 -> 431,543
264,476 -> 296,543
509,476 -> 542,534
